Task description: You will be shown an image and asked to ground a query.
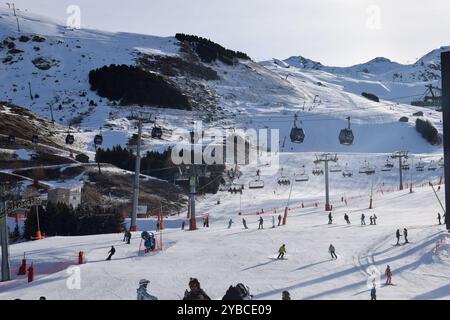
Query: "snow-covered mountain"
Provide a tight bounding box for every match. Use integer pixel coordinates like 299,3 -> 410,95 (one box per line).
270,46 -> 448,104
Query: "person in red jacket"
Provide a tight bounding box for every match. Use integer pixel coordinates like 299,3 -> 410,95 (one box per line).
385,265 -> 392,285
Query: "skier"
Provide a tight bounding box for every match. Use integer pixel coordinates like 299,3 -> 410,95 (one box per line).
258,216 -> 264,229
242,218 -> 248,229
122,227 -> 128,242
396,229 -> 402,245
156,221 -> 160,232
277,214 -> 282,226
344,213 -> 350,225
328,212 -> 333,224
228,218 -> 234,229
361,213 -> 366,225
126,230 -> 131,245
137,279 -> 158,300
385,265 -> 392,285
370,284 -> 377,300
205,216 -> 209,227
403,228 -> 409,244
369,216 -> 374,225
277,244 -> 286,260
183,278 -> 211,300
106,246 -> 116,261
373,214 -> 377,225
282,291 -> 291,300
438,212 -> 442,225
181,220 -> 185,230
328,244 -> 337,260
203,218 -> 207,228
272,216 -> 276,228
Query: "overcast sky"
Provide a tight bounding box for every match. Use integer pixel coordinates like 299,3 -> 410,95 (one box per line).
10,0 -> 450,66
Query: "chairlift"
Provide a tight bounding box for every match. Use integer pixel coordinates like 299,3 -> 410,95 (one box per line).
401,160 -> 410,171
329,164 -> 342,173
151,123 -> 163,139
312,164 -> 324,176
8,134 -> 15,144
428,161 -> 437,171
415,159 -> 425,172
339,116 -> 354,145
249,170 -> 264,189
295,165 -> 309,182
249,177 -> 264,189
31,134 -> 39,144
438,157 -> 444,168
65,127 -> 75,145
290,113 -> 305,143
277,168 -> 291,185
384,158 -> 394,168
359,161 -> 375,175
94,127 -> 103,146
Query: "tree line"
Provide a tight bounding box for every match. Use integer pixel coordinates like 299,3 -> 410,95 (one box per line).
88,64 -> 191,110
95,145 -> 225,194
24,203 -> 124,240
175,33 -> 250,65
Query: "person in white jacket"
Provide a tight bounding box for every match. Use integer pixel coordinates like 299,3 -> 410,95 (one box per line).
137,279 -> 158,300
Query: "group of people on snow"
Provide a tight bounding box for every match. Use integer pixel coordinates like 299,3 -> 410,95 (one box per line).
136,277 -> 290,300
395,228 -> 409,245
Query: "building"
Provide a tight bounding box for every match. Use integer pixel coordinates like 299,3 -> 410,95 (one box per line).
47,186 -> 82,208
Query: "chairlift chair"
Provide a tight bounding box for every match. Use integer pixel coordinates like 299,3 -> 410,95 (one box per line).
249,177 -> 264,189
151,126 -> 163,139
65,127 -> 75,145
295,165 -> 309,182
31,134 -> 39,144
312,164 -> 324,176
329,164 -> 342,173
428,161 -> 437,171
290,113 -> 305,143
339,116 -> 354,145
277,168 -> 291,185
94,128 -> 103,146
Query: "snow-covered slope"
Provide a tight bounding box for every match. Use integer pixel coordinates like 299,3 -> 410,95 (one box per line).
1,161 -> 448,300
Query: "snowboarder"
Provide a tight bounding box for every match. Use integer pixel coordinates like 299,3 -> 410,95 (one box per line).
328,244 -> 337,260
396,229 -> 402,245
282,291 -> 291,300
370,284 -> 377,300
403,228 -> 409,244
258,216 -> 264,229
438,212 -> 442,225
277,214 -> 282,226
106,246 -> 116,261
344,213 -> 350,224
242,218 -> 248,229
373,214 -> 377,225
369,216 -> 374,225
277,244 -> 286,260
137,279 -> 158,300
328,212 -> 333,224
228,219 -> 234,229
183,278 -> 211,300
272,216 -> 276,228
385,265 -> 392,285
361,214 -> 366,225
